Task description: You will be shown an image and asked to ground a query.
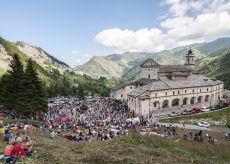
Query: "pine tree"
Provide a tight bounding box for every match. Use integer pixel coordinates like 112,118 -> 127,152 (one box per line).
24,59 -> 47,114
77,86 -> 85,100
0,54 -> 24,112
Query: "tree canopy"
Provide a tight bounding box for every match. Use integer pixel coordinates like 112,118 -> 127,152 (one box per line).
0,54 -> 47,115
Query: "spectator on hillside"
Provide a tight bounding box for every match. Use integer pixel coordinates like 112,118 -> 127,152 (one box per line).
4,139 -> 15,156
50,130 -> 58,140
11,137 -> 26,158
23,136 -> 33,156
4,130 -> 13,142
0,124 -> 6,136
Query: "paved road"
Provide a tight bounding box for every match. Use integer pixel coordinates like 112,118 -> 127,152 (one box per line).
158,123 -> 230,133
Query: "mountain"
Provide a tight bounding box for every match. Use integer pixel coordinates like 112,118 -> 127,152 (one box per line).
75,37 -> 230,87
75,52 -> 158,79
0,37 -> 69,77
76,38 -> 230,78
0,36 -> 112,97
195,48 -> 230,89
16,41 -> 69,68
75,56 -> 123,79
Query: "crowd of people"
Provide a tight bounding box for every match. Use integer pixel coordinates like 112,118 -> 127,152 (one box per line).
43,98 -> 230,145
0,123 -> 33,163
183,130 -> 215,143
43,98 -> 137,142
0,97 -> 228,163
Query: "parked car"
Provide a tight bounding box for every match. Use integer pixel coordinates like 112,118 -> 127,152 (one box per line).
192,107 -> 201,114
201,107 -> 210,112
210,106 -> 217,111
215,104 -> 224,110
181,110 -> 192,115
197,121 -> 210,127
169,112 -> 181,117
223,102 -> 230,107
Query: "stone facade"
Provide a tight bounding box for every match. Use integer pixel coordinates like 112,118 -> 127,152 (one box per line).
127,83 -> 224,116
110,83 -> 137,102
111,49 -> 224,117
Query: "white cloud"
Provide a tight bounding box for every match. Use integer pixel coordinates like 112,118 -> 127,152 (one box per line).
95,28 -> 165,53
95,0 -> 230,53
161,0 -> 228,17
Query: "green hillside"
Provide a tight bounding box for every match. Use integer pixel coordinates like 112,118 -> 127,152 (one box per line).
75,37 -> 230,84
196,50 -> 230,89
0,36 -> 111,97
1,129 -> 229,164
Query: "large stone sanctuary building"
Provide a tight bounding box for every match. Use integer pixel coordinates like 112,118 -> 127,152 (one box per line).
110,48 -> 224,116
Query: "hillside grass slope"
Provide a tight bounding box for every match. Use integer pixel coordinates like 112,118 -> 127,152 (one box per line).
0,129 -> 229,164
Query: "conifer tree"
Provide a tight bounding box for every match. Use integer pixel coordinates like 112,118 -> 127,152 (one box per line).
22,59 -> 47,114
0,54 -> 24,111
77,86 -> 85,100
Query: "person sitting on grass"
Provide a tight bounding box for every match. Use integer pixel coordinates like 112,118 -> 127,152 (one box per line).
22,136 -> 33,156
4,130 -> 13,142
11,137 -> 26,158
50,130 -> 58,140
4,139 -> 15,156
0,124 -> 6,136
3,139 -> 18,163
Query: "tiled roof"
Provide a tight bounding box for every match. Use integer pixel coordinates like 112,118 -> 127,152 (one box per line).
111,82 -> 136,91
111,78 -> 155,91
159,65 -> 190,73
140,58 -> 160,68
128,74 -> 223,97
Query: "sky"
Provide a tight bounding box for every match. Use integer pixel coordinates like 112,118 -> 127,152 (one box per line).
1,0 -> 230,67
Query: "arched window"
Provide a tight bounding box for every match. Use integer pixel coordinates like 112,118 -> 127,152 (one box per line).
205,95 -> 209,102
153,101 -> 160,109
183,98 -> 188,105
148,74 -> 150,79
198,96 -> 203,103
162,100 -> 169,108
190,97 -> 195,104
172,99 -> 180,106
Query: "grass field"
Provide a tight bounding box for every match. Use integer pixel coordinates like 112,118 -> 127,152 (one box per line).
0,128 -> 229,164
160,107 -> 230,125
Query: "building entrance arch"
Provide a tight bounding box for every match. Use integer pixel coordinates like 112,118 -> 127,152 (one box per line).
162,100 -> 169,108
198,96 -> 203,103
190,97 -> 195,105
183,97 -> 188,105
172,99 -> 180,106
153,101 -> 160,109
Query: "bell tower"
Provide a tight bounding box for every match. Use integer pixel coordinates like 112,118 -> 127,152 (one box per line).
185,47 -> 195,70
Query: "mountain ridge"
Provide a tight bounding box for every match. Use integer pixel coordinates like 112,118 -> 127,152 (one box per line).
75,37 -> 230,81
0,36 -> 112,97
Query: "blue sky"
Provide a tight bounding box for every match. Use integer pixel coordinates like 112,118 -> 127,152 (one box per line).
1,0 -> 230,67
0,0 -> 164,66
